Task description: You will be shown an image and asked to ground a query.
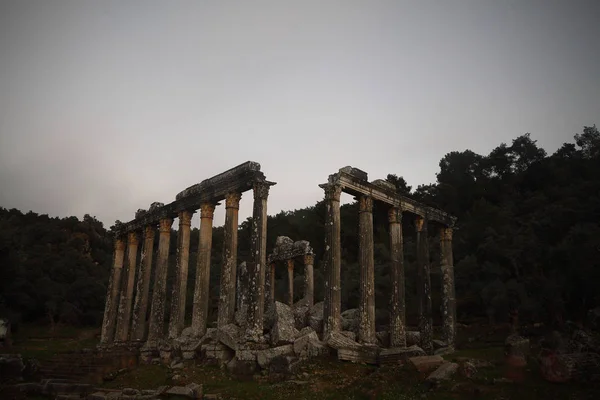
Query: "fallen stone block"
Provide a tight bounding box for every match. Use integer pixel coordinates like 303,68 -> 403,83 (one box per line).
409,355 -> 445,372
338,346 -> 379,364
218,323 -> 241,351
295,326 -> 317,339
433,339 -> 447,349
257,345 -> 294,368
327,331 -> 361,350
308,302 -> 324,334
294,330 -> 320,358
427,362 -> 458,382
163,385 -> 195,398
271,302 -> 299,346
186,383 -> 203,399
340,330 -> 357,341
341,308 -> 360,333
269,355 -> 301,375
376,331 -> 389,347
378,345 -> 427,365
87,392 -> 110,400
293,298 -> 311,330
406,331 -> 420,345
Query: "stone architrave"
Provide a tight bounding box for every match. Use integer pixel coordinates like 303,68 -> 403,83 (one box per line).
115,231 -> 140,342
303,254 -> 314,306
131,225 -> 156,341
191,202 -> 216,337
388,207 -> 406,347
440,226 -> 456,348
147,217 -> 173,344
416,216 -> 433,354
322,184 -> 342,338
245,181 -> 270,340
218,192 -> 242,327
358,195 -> 376,345
100,237 -> 126,344
287,259 -> 294,306
168,210 -> 193,338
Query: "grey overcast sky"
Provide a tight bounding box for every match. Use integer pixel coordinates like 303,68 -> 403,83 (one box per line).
1,1 -> 599,228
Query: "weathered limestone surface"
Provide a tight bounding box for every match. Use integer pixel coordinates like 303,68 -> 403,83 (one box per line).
327,331 -> 361,350
246,182 -> 270,341
338,346 -> 379,364
341,309 -> 360,333
321,184 -> 342,338
409,355 -> 445,372
271,302 -> 299,346
169,210 -> 193,339
266,262 -> 276,309
235,262 -> 249,328
100,238 -> 125,344
147,217 -> 173,344
378,345 -> 427,365
388,207 -> 406,347
358,195 -> 376,345
131,225 -> 155,341
115,231 -> 139,342
191,203 -> 216,337
286,259 -> 294,306
303,254 -> 314,306
218,192 -> 241,327
440,226 -> 456,348
416,216 -> 433,354
308,301 -> 324,334
218,323 -> 242,351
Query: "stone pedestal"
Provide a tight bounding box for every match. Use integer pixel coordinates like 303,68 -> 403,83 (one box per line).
358,196 -> 376,345
322,184 -> 342,338
131,225 -> 156,341
115,231 -> 139,342
218,192 -> 241,327
287,259 -> 294,306
416,216 -> 433,354
440,226 -> 456,348
169,210 -> 193,338
303,254 -> 314,306
191,203 -> 216,337
147,217 -> 173,344
246,182 -> 270,340
100,237 -> 126,344
388,207 -> 406,348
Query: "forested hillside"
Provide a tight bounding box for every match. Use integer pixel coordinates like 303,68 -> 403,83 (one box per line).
1,126 -> 598,330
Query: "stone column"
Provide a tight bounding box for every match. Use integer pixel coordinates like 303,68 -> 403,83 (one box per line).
168,210 -> 193,339
440,226 -> 456,349
416,216 -> 433,354
388,207 -> 406,348
322,184 -> 342,338
218,192 -> 241,327
100,237 -> 126,344
287,259 -> 294,306
191,202 -> 216,337
115,231 -> 140,342
131,225 -> 156,341
265,261 -> 276,308
147,217 -> 173,344
303,254 -> 314,306
358,195 -> 376,345
246,181 -> 270,340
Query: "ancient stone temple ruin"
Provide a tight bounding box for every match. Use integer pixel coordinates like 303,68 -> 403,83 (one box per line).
99,162 -> 456,373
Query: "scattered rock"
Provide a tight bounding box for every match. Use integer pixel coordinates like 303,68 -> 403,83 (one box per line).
218,323 -> 241,351
164,385 -> 195,398
308,302 -> 324,334
293,298 -> 311,330
379,345 -> 426,365
427,362 -> 458,382
409,355 -> 445,372
256,345 -> 294,368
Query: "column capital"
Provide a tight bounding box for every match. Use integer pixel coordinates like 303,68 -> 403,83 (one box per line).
225,192 -> 242,209
200,202 -> 216,219
253,181 -> 270,200
127,231 -> 139,245
287,259 -> 294,268
358,195 -> 373,213
388,207 -> 402,224
178,210 -> 193,226
440,226 -> 453,241
159,218 -> 173,232
303,254 -> 314,265
415,216 -> 427,232
115,237 -> 126,250
143,225 -> 155,239
323,184 -> 342,202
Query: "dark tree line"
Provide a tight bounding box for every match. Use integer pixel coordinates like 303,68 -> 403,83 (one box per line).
1,125 -> 598,329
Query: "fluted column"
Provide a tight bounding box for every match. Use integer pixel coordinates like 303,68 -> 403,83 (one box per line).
218,192 -> 241,327
287,259 -> 294,306
358,195 -> 376,345
100,237 -> 126,344
147,217 -> 173,344
440,226 -> 456,349
131,225 -> 156,341
416,216 -> 433,354
388,207 -> 406,347
115,231 -> 140,342
322,184 -> 342,338
265,261 -> 276,308
191,202 -> 216,337
168,210 -> 193,338
303,254 -> 314,306
246,181 -> 270,340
